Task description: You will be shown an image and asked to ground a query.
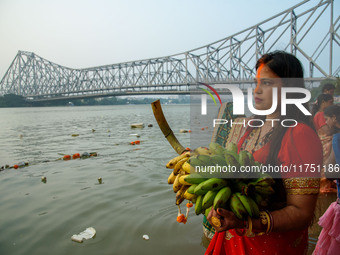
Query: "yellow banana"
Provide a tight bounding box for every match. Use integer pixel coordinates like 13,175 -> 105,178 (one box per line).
184,190 -> 197,201
173,157 -> 190,175
179,175 -> 191,185
176,185 -> 189,205
181,161 -> 191,173
168,172 -> 176,184
166,152 -> 190,169
173,174 -> 183,193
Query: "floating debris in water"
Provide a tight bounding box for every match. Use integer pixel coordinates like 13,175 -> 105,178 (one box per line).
71,134 -> 79,137
81,152 -> 89,158
130,123 -> 144,128
142,234 -> 149,240
71,227 -> 96,243
41,176 -> 47,183
72,153 -> 80,159
92,129 -> 96,132
148,124 -> 153,127
98,177 -> 102,184
12,161 -> 28,169
179,129 -> 188,133
63,155 -> 71,160
129,134 -> 140,138
130,140 -> 141,145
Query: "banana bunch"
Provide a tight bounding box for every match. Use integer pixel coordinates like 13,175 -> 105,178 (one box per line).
166,142 -> 276,222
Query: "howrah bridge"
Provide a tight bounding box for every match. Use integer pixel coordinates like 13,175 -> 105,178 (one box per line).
0,0 -> 339,102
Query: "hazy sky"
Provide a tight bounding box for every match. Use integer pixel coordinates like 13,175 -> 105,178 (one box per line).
0,0 -> 337,79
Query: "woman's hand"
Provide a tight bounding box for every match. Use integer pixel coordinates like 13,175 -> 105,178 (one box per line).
207,207 -> 244,232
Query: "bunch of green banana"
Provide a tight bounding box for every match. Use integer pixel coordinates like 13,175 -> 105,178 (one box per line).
230,192 -> 260,219
165,142 -> 276,221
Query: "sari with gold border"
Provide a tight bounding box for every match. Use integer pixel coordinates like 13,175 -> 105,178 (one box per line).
205,123 -> 322,255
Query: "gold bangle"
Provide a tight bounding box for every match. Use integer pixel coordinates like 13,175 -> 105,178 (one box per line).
267,211 -> 274,234
258,210 -> 273,234
259,211 -> 269,233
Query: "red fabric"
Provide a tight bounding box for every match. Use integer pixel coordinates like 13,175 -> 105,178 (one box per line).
205,229 -> 309,255
314,112 -> 327,131
205,123 -> 323,255
252,123 -> 322,178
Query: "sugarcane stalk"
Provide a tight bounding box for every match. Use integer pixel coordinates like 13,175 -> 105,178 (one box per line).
151,100 -> 186,155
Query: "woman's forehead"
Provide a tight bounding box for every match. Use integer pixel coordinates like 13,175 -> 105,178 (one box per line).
256,64 -> 280,79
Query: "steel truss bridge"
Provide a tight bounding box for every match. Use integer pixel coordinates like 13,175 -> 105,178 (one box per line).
0,0 -> 339,102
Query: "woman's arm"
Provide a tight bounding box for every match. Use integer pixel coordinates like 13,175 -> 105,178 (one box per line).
207,193 -> 318,233
258,194 -> 318,231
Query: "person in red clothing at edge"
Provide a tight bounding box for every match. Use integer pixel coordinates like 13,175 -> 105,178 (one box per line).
313,93 -> 334,161
312,94 -> 334,193
205,51 -> 323,255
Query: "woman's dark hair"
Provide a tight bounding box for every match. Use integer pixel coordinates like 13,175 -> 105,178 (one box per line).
254,51 -> 312,210
312,93 -> 334,116
254,51 -> 311,166
324,104 -> 340,133
322,83 -> 336,93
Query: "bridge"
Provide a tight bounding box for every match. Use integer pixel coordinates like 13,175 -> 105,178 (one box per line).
0,0 -> 339,102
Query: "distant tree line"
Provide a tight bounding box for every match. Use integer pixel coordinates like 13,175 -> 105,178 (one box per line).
0,94 -> 190,107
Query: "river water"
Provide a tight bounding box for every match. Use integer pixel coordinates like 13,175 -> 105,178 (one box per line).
0,104 -> 335,255
0,104 -> 208,255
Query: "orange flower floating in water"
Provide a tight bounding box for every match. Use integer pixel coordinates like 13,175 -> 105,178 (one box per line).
72,153 -> 80,159
63,155 -> 71,160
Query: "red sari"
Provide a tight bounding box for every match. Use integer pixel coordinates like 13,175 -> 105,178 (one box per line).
205,123 -> 322,255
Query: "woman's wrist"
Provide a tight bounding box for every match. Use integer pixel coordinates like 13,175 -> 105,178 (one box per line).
234,211 -> 274,237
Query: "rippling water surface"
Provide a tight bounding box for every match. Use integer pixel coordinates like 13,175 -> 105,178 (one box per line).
0,104 -> 208,255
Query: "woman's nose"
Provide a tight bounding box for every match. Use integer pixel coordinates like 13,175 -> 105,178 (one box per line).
254,82 -> 261,94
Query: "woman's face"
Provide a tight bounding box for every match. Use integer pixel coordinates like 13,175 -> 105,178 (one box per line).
325,115 -> 336,128
322,99 -> 334,109
254,64 -> 283,114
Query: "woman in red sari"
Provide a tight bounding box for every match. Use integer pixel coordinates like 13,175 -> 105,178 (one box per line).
313,93 -> 334,163
312,94 -> 335,193
206,51 -> 323,255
